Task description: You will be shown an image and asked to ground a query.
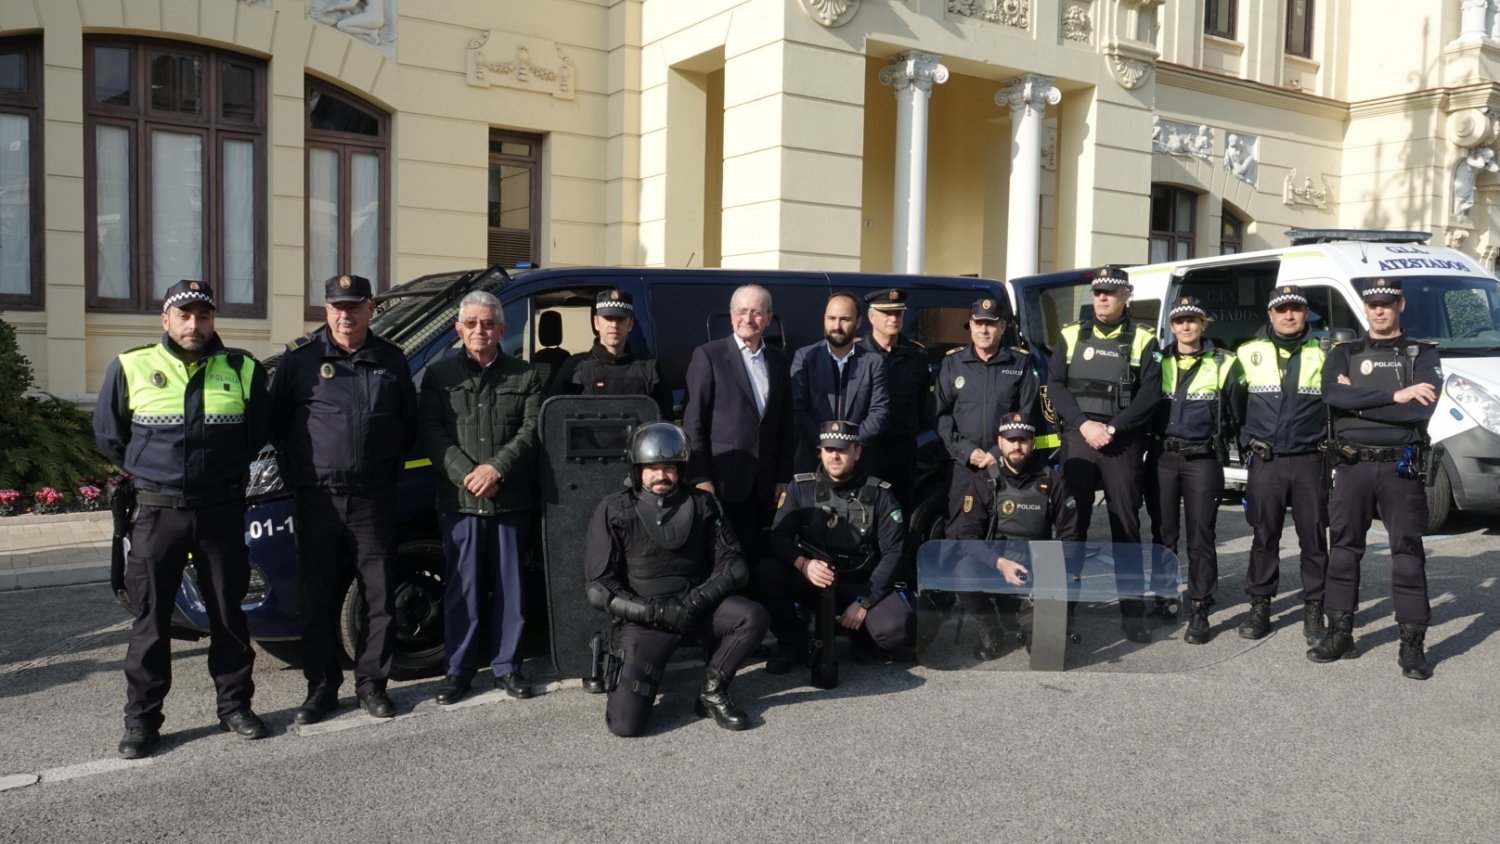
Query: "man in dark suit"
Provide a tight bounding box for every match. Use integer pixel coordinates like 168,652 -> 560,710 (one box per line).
682,284 -> 795,564
789,291 -> 889,473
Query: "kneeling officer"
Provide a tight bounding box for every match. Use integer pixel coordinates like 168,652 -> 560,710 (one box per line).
584,422 -> 769,736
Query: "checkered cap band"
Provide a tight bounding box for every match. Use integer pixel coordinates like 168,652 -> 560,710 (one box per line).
1362,285 -> 1402,300
997,419 -> 1036,437
162,290 -> 215,312
1169,302 -> 1208,320
1267,291 -> 1308,309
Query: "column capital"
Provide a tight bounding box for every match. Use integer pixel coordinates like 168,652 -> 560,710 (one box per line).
879,52 -> 949,95
996,74 -> 1061,119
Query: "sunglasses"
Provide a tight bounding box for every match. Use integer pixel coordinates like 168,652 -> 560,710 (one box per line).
459,319 -> 500,330
1271,304 -> 1306,313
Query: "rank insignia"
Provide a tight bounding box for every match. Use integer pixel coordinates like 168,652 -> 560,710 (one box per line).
777,490 -> 787,509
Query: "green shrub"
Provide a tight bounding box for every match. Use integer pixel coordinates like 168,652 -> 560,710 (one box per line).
0,319 -> 113,493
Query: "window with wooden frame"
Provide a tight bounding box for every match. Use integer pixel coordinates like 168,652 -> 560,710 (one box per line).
1149,185 -> 1197,262
1221,205 -> 1245,255
304,81 -> 390,319
0,36 -> 42,311
1205,0 -> 1237,39
488,131 -> 541,269
84,38 -> 267,317
1286,0 -> 1315,58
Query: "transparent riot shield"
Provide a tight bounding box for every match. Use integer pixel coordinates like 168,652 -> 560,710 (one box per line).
915,540 -> 1241,672
540,395 -> 661,680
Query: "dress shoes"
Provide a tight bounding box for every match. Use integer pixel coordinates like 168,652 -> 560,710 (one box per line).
495,671 -> 534,700
358,690 -> 396,718
117,726 -> 160,759
434,675 -> 471,705
293,689 -> 340,725
219,709 -> 269,740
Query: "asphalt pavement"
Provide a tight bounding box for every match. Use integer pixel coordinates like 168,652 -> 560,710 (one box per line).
1,506 -> 1499,842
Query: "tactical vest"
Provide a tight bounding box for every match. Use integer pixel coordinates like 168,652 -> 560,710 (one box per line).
121,344 -> 252,427
1160,348 -> 1233,442
804,475 -> 883,576
622,496 -> 709,598
1236,337 -> 1326,447
1061,320 -> 1155,420
1333,339 -> 1418,438
984,465 -> 1051,541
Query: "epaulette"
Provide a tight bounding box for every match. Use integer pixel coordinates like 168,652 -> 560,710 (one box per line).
945,346 -> 963,356
222,346 -> 257,360
1409,338 -> 1438,347
908,339 -> 926,349
1011,344 -> 1031,356
285,332 -> 316,352
877,479 -> 891,490
793,472 -> 817,483
120,343 -> 156,356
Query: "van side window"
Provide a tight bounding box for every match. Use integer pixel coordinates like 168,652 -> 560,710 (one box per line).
497,287 -> 606,392
1299,285 -> 1361,339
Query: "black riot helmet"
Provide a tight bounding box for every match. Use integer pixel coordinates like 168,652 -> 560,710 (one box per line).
629,422 -> 690,467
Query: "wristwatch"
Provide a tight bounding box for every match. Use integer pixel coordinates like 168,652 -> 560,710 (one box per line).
1105,424 -> 1117,436
857,596 -> 875,610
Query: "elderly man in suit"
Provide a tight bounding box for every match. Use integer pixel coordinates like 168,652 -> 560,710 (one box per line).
682,284 -> 795,564
789,291 -> 890,473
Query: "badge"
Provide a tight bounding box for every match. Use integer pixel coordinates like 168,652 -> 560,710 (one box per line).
610,290 -> 620,300
1250,351 -> 1262,366
890,508 -> 902,524
982,299 -> 993,310
1001,499 -> 1017,516
339,275 -> 352,289
962,495 -> 973,514
149,370 -> 166,388
776,489 -> 787,509
1360,360 -> 1373,376
1083,346 -> 1096,361
189,281 -> 200,291
954,376 -> 965,389
319,362 -> 335,380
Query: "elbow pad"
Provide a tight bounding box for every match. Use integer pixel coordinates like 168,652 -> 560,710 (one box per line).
692,558 -> 748,607
607,594 -> 656,625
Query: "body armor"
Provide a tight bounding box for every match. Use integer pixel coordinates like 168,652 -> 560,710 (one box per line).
1062,321 -> 1149,420
623,490 -> 708,597
802,474 -> 883,577
983,464 -> 1051,541
1334,339 -> 1419,438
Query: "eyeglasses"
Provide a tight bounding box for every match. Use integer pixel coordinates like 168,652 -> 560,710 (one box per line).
1271,304 -> 1306,314
459,319 -> 500,330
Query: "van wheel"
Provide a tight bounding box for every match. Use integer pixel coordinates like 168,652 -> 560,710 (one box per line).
339,540 -> 447,681
1424,464 -> 1453,535
256,639 -> 303,667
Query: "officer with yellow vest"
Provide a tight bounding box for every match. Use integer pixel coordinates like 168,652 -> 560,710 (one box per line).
94,280 -> 271,759
1227,284 -> 1329,645
1047,266 -> 1161,643
1309,278 -> 1441,679
1144,297 -> 1237,645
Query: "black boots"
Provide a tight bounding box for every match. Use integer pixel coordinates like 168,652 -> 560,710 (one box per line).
974,616 -> 1007,661
1398,624 -> 1433,681
1146,595 -> 1181,624
1184,600 -> 1213,645
1237,596 -> 1272,640
1302,600 -> 1327,646
1307,610 -> 1358,662
1120,599 -> 1151,643
695,668 -> 750,731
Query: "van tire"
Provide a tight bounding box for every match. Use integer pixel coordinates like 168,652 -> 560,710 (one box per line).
1424,464 -> 1453,535
339,540 -> 447,681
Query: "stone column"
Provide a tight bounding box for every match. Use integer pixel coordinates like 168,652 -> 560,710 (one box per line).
997,75 -> 1061,281
879,52 -> 948,274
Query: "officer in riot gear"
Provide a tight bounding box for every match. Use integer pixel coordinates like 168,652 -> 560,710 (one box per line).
948,413 -> 1075,659
583,422 -> 769,736
1144,297 -> 1238,645
760,420 -> 913,675
1047,267 -> 1161,643
936,297 -> 1039,528
1310,278 -> 1442,679
1226,284 -> 1330,645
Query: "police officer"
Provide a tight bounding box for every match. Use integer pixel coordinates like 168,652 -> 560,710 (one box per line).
583,422 -> 769,736
936,297 -> 1039,529
1048,267 -> 1161,642
1144,296 -> 1237,645
760,420 -> 913,672
271,273 -> 418,723
790,291 -> 890,473
1309,278 -> 1441,679
1227,284 -> 1329,645
949,413 -> 1075,660
860,287 -> 931,511
94,280 -> 270,758
549,288 -> 672,420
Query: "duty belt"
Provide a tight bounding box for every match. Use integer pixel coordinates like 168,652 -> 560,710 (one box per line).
1338,442 -> 1406,463
135,488 -> 244,509
1160,438 -> 1214,456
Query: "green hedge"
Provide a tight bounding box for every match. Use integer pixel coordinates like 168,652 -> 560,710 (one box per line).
0,319 -> 113,495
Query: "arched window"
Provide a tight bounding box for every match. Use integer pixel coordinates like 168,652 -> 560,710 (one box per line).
1150,185 -> 1197,262
1221,205 -> 1245,254
305,81 -> 390,317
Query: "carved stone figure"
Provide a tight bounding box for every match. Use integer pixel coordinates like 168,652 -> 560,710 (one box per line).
948,0 -> 1030,28
310,0 -> 396,48
1185,125 -> 1214,161
1224,133 -> 1259,185
1063,4 -> 1092,42
1152,117 -> 1211,160
1453,147 -> 1499,219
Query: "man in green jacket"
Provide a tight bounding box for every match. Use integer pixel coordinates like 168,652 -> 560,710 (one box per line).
419,290 -> 542,704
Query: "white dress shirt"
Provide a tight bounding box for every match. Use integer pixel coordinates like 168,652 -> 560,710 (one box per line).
735,334 -> 770,417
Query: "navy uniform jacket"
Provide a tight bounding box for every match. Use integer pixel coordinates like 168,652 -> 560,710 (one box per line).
860,334 -> 932,438
549,341 -> 673,421
681,335 -> 794,505
768,471 -> 906,606
270,325 -> 418,489
935,344 -> 1039,464
790,340 -> 889,446
1321,334 -> 1442,448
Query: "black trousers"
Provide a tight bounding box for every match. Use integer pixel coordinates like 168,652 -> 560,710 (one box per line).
871,435 -> 916,514
606,595 -> 768,737
123,501 -> 255,730
1243,452 -> 1327,602
1325,459 -> 1431,625
1144,450 -> 1224,602
721,495 -> 772,569
1054,429 -> 1147,612
946,461 -> 980,529
294,489 -> 397,697
756,561 -> 915,652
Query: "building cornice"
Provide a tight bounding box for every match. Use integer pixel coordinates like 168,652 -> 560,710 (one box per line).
1155,63 -> 1346,121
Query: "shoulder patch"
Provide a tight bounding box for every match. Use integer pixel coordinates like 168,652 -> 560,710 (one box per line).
945,346 -> 963,356
793,473 -> 817,483
285,332 -> 316,352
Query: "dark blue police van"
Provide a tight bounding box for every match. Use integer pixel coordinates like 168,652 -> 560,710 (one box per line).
142,265 -> 1016,678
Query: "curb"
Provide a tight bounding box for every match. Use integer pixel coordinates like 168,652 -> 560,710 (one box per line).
0,561 -> 111,593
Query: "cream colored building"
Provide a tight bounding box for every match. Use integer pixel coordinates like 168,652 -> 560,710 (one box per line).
1,0 -> 1498,397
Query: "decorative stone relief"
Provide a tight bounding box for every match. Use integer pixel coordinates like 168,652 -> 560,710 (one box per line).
1477,229 -> 1499,269
1447,227 -> 1472,249
309,0 -> 396,51
1062,3 -> 1093,42
1453,147 -> 1499,220
997,75 -> 1061,120
948,0 -> 1030,29
1283,169 -> 1331,210
878,52 -> 950,94
797,0 -> 861,27
1223,132 -> 1259,186
1108,53 -> 1152,88
1152,117 -> 1213,162
466,31 -> 575,101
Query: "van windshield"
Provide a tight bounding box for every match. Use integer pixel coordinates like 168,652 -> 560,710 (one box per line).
1397,275 -> 1500,353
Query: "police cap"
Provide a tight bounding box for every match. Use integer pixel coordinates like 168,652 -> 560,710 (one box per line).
1168,295 -> 1210,322
1089,266 -> 1132,292
818,420 -> 861,449
970,296 -> 1011,322
325,274 -> 374,304
595,288 -> 635,317
865,288 -> 908,312
161,279 -> 216,312
996,412 -> 1035,440
1356,277 -> 1403,304
1267,284 -> 1309,310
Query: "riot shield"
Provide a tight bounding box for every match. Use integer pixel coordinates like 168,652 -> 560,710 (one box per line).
540,395 -> 661,679
915,540 -> 1247,672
